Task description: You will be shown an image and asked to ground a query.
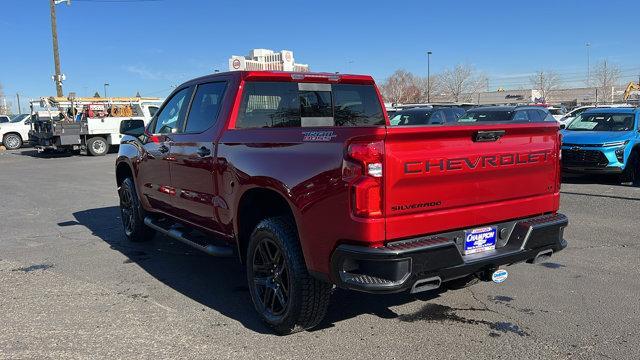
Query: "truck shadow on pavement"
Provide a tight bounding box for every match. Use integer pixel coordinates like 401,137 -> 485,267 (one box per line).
18,149 -> 75,158
68,206 -> 441,334
562,174 -> 636,187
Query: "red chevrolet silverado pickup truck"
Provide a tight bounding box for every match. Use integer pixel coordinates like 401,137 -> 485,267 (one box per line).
115,70 -> 568,334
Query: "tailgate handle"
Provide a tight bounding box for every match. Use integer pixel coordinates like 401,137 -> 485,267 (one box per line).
474,130 -> 505,142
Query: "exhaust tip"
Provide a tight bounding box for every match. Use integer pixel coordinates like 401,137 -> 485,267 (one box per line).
410,276 -> 441,294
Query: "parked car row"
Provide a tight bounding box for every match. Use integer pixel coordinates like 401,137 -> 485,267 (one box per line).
385,104 -> 640,186
388,105 -> 557,126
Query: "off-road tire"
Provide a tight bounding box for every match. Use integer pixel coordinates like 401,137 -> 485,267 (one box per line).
118,177 -> 155,242
3,133 -> 22,150
246,216 -> 331,335
87,137 -> 108,156
621,150 -> 640,186
444,275 -> 481,290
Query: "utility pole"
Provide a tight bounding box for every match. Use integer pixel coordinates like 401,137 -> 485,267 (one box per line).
586,42 -> 591,87
427,51 -> 432,103
49,0 -> 64,97
16,93 -> 21,114
104,83 -> 110,98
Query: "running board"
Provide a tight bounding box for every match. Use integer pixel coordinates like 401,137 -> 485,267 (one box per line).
143,216 -> 233,257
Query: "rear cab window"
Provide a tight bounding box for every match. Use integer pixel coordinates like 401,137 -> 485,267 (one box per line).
235,81 -> 385,128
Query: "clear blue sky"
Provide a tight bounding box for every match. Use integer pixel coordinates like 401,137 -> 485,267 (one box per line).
2,0 -> 639,112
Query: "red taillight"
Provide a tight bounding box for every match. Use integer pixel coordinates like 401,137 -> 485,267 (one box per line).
556,132 -> 562,191
343,140 -> 384,218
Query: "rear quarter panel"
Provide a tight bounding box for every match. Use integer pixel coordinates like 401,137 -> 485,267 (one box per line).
217,127 -> 386,275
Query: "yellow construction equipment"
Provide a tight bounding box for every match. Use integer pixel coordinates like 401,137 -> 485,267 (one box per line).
623,82 -> 640,101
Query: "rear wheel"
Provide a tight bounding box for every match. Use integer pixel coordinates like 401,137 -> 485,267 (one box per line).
3,133 -> 22,150
87,137 -> 108,156
246,217 -> 331,335
620,151 -> 640,185
119,177 -> 155,242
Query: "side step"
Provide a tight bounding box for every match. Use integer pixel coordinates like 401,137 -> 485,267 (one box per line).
143,216 -> 233,257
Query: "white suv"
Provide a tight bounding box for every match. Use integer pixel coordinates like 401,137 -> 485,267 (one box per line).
0,114 -> 32,150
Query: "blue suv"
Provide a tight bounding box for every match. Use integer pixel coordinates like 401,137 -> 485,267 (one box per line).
561,107 -> 640,184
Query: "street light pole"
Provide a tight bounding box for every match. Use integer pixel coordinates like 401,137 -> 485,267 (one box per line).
104,83 -> 110,98
49,0 -> 64,97
16,93 -> 21,114
427,51 -> 432,103
586,42 -> 591,87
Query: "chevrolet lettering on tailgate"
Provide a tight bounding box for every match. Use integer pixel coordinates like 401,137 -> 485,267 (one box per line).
403,150 -> 551,175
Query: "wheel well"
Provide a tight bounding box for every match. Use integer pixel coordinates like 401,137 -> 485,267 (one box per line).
2,132 -> 22,140
87,135 -> 107,142
116,162 -> 133,187
237,188 -> 296,263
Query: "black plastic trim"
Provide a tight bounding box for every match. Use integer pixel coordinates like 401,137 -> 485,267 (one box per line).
330,213 -> 568,293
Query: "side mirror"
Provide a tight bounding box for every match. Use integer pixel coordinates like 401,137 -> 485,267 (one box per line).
120,119 -> 146,137
559,124 -> 566,130
24,120 -> 31,125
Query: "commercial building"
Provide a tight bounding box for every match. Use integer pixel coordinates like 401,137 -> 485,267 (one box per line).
228,49 -> 309,72
458,87 -> 625,107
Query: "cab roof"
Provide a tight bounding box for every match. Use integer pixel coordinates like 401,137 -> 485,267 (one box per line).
183,70 -> 376,86
582,107 -> 638,114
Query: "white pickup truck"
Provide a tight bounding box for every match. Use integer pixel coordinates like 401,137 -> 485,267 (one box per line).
0,114 -> 32,150
29,99 -> 160,156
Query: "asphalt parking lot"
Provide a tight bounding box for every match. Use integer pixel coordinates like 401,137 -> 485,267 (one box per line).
0,149 -> 638,359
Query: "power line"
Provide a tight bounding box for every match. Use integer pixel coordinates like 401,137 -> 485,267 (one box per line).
72,0 -> 164,2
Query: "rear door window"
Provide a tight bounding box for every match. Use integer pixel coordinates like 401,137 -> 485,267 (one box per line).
184,82 -> 227,133
513,110 -> 529,121
235,81 -> 384,128
443,108 -> 463,123
391,111 -> 433,126
459,110 -> 515,122
527,109 -> 543,122
538,110 -> 553,122
430,110 -> 445,124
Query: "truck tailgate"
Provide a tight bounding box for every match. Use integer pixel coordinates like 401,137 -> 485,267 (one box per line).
384,123 -> 560,239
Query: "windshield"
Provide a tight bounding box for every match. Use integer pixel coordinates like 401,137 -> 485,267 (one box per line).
548,109 -> 564,115
10,114 -> 29,123
566,113 -> 635,132
459,110 -> 514,122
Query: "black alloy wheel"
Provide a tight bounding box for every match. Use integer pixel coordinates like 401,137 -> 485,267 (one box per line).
251,237 -> 290,316
119,183 -> 136,237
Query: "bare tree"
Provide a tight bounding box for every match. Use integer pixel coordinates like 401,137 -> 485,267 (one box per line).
439,64 -> 487,102
529,70 -> 561,103
593,60 -> 621,104
379,70 -> 422,104
417,75 -> 441,103
0,82 -> 9,115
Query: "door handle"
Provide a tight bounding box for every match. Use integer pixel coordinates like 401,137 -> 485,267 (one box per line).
474,130 -> 506,142
197,146 -> 211,157
159,144 -> 169,153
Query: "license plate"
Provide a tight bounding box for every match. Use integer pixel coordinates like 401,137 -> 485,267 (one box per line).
464,226 -> 497,255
